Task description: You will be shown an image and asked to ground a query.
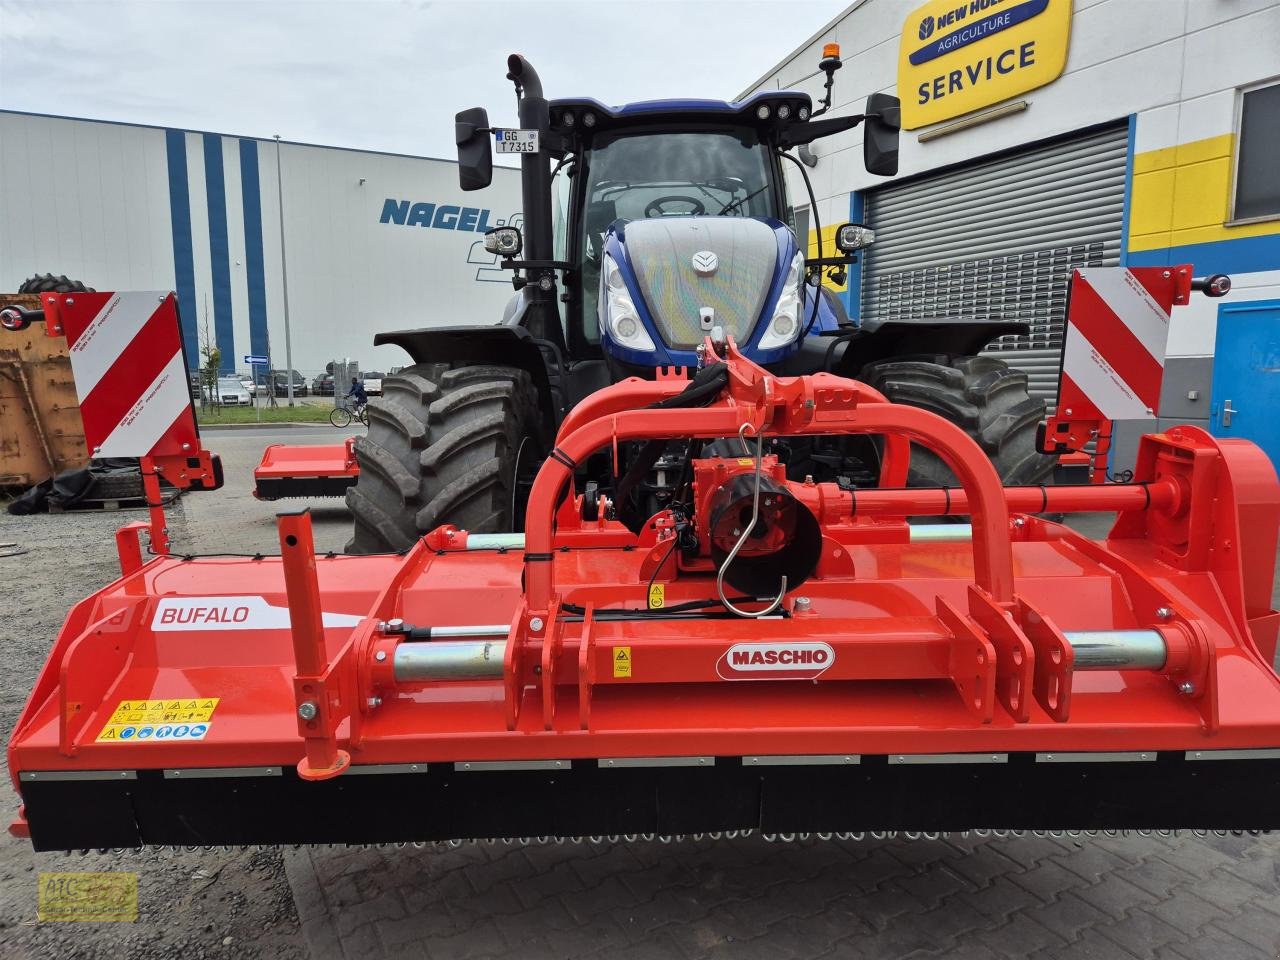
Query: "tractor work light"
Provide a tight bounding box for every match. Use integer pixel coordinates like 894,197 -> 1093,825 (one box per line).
484,226 -> 523,257
601,256 -> 655,351
798,105 -> 810,120
778,103 -> 792,120
756,104 -> 771,120
758,250 -> 806,350
835,222 -> 875,253
582,111 -> 596,127
563,111 -> 575,127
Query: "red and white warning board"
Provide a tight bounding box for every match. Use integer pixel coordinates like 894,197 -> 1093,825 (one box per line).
1058,268 -> 1181,422
51,292 -> 199,458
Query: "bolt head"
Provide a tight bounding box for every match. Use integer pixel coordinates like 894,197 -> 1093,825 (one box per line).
66,297 -> 75,305
1156,606 -> 1173,621
793,596 -> 812,612
375,650 -> 387,662
529,617 -> 545,632
1178,681 -> 1195,695
1013,517 -> 1026,527
388,618 -> 405,631
297,701 -> 318,721
367,696 -> 382,709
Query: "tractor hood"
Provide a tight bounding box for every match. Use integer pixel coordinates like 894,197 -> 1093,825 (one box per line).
599,216 -> 803,368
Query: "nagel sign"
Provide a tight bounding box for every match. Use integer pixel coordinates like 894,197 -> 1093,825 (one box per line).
899,0 -> 1073,130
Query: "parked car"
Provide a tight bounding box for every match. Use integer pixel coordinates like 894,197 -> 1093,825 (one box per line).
188,371 -> 202,400
361,371 -> 386,397
312,373 -> 335,396
271,370 -> 309,398
238,375 -> 267,397
216,376 -> 252,406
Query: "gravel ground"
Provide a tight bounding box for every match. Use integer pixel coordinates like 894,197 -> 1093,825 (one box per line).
0,426 -> 354,960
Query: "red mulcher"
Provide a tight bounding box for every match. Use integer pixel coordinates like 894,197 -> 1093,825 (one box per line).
5,288 -> 1280,848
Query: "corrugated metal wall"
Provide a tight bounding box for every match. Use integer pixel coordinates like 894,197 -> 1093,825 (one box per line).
861,124 -> 1129,405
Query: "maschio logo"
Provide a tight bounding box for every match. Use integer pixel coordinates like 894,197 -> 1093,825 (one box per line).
918,14 -> 935,39
716,642 -> 835,681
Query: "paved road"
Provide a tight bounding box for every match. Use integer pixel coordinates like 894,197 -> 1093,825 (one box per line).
286,830 -> 1280,960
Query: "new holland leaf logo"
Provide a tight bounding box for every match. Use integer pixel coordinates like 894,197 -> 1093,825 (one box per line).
691,250 -> 719,275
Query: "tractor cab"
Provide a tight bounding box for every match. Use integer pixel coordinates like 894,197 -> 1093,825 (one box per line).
454,51 -> 901,385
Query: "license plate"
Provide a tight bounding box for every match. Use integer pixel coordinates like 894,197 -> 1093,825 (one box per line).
493,128 -> 539,154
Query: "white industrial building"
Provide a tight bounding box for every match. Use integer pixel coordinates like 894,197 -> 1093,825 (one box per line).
0,110 -> 522,379
748,0 -> 1280,466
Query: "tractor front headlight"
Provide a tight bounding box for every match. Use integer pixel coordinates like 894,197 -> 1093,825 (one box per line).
601,256 -> 656,352
757,250 -> 806,350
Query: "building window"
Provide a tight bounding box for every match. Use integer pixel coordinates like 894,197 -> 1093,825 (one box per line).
1233,80 -> 1280,223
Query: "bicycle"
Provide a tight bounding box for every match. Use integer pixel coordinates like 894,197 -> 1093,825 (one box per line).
330,398 -> 369,428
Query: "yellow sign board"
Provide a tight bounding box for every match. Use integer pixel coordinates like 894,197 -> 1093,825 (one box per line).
898,0 -> 1072,130
38,872 -> 138,922
647,583 -> 665,609
613,646 -> 632,678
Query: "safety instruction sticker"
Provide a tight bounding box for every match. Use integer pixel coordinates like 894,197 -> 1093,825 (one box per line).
96,699 -> 218,743
613,646 -> 632,679
647,583 -> 665,609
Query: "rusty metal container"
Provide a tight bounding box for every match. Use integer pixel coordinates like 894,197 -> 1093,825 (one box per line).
0,293 -> 89,487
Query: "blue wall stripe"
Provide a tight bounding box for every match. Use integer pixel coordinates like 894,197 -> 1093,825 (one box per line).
847,191 -> 865,322
202,133 -> 235,373
238,139 -> 270,362
1126,232 -> 1280,275
165,130 -> 199,366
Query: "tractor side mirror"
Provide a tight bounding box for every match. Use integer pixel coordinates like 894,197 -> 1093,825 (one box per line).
455,107 -> 493,191
863,92 -> 900,177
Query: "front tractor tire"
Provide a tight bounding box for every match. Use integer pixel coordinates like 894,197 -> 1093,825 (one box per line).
345,364 -> 541,554
861,354 -> 1055,487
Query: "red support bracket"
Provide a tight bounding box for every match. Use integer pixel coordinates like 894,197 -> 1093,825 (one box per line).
114,521 -> 150,577
278,510 -> 351,780
968,586 -> 1036,723
1015,598 -> 1074,722
938,597 -> 996,724
577,605 -> 597,730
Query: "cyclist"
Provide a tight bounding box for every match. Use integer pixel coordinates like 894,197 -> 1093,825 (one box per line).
346,377 -> 367,408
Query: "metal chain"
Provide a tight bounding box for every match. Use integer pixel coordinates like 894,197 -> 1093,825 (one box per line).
68,828 -> 1268,856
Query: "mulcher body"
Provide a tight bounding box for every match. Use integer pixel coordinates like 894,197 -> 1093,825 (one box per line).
9,340 -> 1280,849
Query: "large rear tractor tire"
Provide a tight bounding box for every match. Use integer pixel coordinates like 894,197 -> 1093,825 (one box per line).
18,274 -> 94,293
861,354 -> 1055,487
345,364 -> 542,554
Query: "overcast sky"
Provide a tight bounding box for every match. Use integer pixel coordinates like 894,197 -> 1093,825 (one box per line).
1,0 -> 848,157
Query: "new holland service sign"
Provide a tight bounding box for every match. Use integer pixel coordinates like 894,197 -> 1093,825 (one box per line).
899,0 -> 1072,129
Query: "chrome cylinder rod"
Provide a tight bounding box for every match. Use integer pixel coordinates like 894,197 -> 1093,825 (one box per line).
1064,630 -> 1167,670
394,640 -> 507,681
908,523 -> 972,542
466,533 -> 525,550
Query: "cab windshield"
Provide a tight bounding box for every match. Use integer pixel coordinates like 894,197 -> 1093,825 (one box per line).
577,128 -> 776,341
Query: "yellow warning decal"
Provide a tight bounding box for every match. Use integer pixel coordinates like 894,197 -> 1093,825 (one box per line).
613,646 -> 632,679
647,583 -> 665,609
96,698 -> 219,743
736,458 -> 754,467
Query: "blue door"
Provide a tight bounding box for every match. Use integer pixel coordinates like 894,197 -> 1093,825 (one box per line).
1210,299 -> 1280,469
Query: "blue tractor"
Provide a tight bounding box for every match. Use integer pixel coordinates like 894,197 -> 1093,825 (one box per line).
346,52 -> 1053,552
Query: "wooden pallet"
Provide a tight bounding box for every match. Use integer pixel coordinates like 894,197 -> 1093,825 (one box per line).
49,492 -> 179,514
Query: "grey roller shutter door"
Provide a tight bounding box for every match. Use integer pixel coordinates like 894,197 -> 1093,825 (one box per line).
861,124 -> 1128,406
